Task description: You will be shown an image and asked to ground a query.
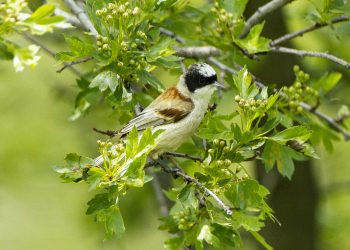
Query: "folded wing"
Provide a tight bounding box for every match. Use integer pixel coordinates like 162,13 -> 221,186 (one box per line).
120,86 -> 194,137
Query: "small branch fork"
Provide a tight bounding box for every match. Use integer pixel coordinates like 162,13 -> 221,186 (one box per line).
270,15 -> 350,46
240,0 -> 294,38
56,57 -> 93,73
164,152 -> 203,162
156,160 -> 233,216
62,0 -> 97,35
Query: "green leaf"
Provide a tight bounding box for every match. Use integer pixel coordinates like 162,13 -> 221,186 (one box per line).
270,126 -> 312,144
197,225 -> 220,247
262,141 -> 306,179
95,204 -> 125,239
86,193 -> 112,215
0,40 -> 13,60
312,72 -> 342,94
24,4 -> 72,35
65,35 -> 94,55
236,23 -> 271,54
137,70 -> 164,92
178,186 -> 199,209
232,211 -> 264,231
164,236 -> 185,250
198,112 -> 237,140
250,231 -> 273,250
232,66 -> 252,99
89,71 -> 120,92
26,4 -> 55,21
55,153 -> 94,182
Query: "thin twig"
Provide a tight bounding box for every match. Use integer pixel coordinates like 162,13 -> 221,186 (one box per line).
159,28 -> 185,43
21,32 -> 82,76
92,127 -> 118,137
270,15 -> 350,46
157,161 -> 233,216
57,57 -> 93,73
270,46 -> 350,69
240,0 -> 294,38
62,0 -> 97,35
164,152 -> 203,162
300,102 -> 350,140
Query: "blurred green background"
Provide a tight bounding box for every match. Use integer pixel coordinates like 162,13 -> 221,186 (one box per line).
1,0 -> 350,249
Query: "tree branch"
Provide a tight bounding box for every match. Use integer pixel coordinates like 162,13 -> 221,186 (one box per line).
21,32 -> 82,76
57,56 -> 93,73
175,46 -> 220,58
157,161 -> 233,216
159,28 -> 185,43
270,46 -> 350,69
164,152 -> 203,162
270,15 -> 350,46
62,0 -> 97,35
240,0 -> 294,38
54,8 -> 84,29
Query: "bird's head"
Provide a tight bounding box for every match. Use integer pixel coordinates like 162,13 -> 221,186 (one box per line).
184,63 -> 223,96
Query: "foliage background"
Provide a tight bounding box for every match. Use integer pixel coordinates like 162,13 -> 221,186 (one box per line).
1,0 -> 350,249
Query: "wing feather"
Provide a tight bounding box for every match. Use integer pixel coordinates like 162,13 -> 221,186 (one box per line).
119,86 -> 194,137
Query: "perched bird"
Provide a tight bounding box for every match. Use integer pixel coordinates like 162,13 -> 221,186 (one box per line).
94,63 -> 223,165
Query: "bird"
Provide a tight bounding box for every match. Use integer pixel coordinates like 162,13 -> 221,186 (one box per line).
94,63 -> 223,166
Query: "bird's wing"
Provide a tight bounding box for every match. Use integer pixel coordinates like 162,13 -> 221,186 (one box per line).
120,86 -> 194,137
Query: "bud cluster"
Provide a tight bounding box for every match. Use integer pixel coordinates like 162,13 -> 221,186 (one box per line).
282,65 -> 319,113
95,2 -> 140,20
235,95 -> 268,112
210,3 -> 235,33
0,0 -> 27,23
172,209 -> 197,231
96,35 -> 110,53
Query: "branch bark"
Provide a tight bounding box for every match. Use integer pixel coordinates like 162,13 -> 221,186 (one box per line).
240,0 -> 294,38
270,15 -> 350,46
62,0 -> 97,35
21,32 -> 82,76
157,161 -> 233,216
270,46 -> 350,69
56,56 -> 93,73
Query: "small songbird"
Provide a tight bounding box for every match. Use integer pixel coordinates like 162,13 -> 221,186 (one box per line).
94,63 -> 223,165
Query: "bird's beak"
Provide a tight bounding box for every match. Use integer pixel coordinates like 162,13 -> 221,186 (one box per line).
213,81 -> 226,89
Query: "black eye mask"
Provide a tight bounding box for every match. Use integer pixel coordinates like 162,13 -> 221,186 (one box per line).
184,64 -> 217,92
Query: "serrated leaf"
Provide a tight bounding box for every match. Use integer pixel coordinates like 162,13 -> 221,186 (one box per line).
95,204 -> 125,239
86,193 -> 112,215
250,231 -> 273,250
270,125 -> 312,144
90,71 -> 120,92
197,225 -> 220,247
262,141 -> 306,179
137,70 -> 164,92
236,23 -> 271,54
164,236 -> 185,250
232,211 -> 264,231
